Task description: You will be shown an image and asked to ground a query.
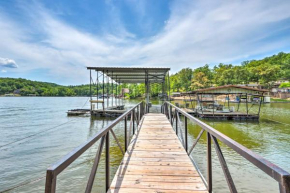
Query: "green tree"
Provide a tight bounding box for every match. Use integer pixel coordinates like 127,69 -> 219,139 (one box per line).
191,72 -> 209,89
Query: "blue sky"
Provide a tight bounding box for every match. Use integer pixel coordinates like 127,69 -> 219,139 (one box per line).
0,0 -> 290,85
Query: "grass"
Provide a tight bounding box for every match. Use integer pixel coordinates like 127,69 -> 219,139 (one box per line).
271,98 -> 290,102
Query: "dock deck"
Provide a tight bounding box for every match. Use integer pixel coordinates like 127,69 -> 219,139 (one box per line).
174,108 -> 259,120
67,105 -> 125,116
197,111 -> 259,119
108,113 -> 207,193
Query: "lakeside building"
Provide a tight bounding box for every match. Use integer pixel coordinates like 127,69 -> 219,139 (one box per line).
4,93 -> 15,97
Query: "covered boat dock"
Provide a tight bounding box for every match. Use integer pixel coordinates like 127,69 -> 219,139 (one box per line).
183,85 -> 268,120
86,67 -> 171,116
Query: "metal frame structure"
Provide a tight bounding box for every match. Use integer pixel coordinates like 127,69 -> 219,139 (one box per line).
184,85 -> 268,119
45,102 -> 145,193
87,67 -> 170,113
161,102 -> 290,193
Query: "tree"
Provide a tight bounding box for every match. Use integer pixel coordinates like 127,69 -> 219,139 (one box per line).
193,64 -> 214,85
249,63 -> 281,87
191,72 -> 209,90
170,74 -> 181,92
233,66 -> 250,84
213,63 -> 233,85
179,68 -> 193,91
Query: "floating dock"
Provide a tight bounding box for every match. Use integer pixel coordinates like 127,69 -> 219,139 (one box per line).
174,108 -> 259,120
67,109 -> 90,116
91,105 -> 125,117
108,113 -> 207,193
196,111 -> 259,119
67,105 -> 125,116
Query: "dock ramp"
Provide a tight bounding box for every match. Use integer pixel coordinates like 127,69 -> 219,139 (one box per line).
108,113 -> 207,193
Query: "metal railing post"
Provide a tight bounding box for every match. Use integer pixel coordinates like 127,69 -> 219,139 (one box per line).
142,102 -> 145,117
165,103 -> 168,118
280,183 -> 290,193
141,102 -> 143,117
133,110 -> 135,135
45,170 -> 56,193
170,105 -> 173,125
85,135 -> 106,193
124,116 -> 128,152
185,116 -> 188,152
137,106 -> 140,124
175,110 -> 178,135
207,132 -> 212,193
105,132 -> 110,191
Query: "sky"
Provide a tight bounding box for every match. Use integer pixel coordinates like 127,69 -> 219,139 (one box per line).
0,0 -> 290,85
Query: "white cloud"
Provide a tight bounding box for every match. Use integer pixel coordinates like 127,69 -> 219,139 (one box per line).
0,58 -> 18,68
0,0 -> 289,84
1,70 -> 7,73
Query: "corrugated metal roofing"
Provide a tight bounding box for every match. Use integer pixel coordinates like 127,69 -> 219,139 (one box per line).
87,67 -> 170,83
184,85 -> 268,94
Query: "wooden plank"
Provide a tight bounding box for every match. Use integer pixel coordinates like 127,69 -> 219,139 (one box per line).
108,188 -> 207,193
110,175 -> 202,182
108,113 -> 207,192
110,181 -> 206,190
119,161 -> 194,167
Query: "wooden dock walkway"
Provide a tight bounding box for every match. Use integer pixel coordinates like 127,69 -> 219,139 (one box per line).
108,113 -> 207,193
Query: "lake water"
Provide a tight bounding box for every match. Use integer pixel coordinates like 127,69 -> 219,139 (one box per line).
0,97 -> 289,193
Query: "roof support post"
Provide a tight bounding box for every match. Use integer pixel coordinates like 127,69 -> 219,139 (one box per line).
97,71 -> 99,109
111,71 -> 113,108
107,70 -> 109,109
212,94 -> 215,117
246,93 -> 248,116
162,80 -> 165,101
200,94 -> 203,115
145,70 -> 150,113
237,94 -> 241,112
90,69 -> 92,113
258,94 -> 263,116
115,75 -> 117,106
103,70 -> 105,112
228,94 -> 230,110
119,79 -> 120,106
121,81 -> 123,106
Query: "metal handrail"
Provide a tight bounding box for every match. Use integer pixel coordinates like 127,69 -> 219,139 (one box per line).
45,101 -> 145,193
162,101 -> 290,193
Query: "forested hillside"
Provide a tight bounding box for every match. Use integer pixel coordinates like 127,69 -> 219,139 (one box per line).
171,52 -> 290,91
1,52 -> 289,97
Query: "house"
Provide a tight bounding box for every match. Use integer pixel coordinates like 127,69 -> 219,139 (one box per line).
13,89 -> 21,95
271,87 -> 290,99
270,81 -> 290,99
4,94 -> 15,97
237,83 -> 262,89
171,92 -> 181,97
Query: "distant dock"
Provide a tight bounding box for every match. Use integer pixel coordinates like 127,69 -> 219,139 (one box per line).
67,105 -> 125,117
176,108 -> 259,120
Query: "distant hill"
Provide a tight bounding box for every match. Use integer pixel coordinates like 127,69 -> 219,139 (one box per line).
0,78 -> 94,96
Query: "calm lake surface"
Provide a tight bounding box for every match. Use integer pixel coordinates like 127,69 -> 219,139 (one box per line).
0,97 -> 289,193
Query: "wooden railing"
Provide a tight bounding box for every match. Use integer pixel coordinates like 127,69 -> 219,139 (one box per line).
45,101 -> 145,193
161,101 -> 290,193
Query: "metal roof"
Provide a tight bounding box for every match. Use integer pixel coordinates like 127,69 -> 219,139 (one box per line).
87,67 -> 170,83
184,85 -> 268,95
